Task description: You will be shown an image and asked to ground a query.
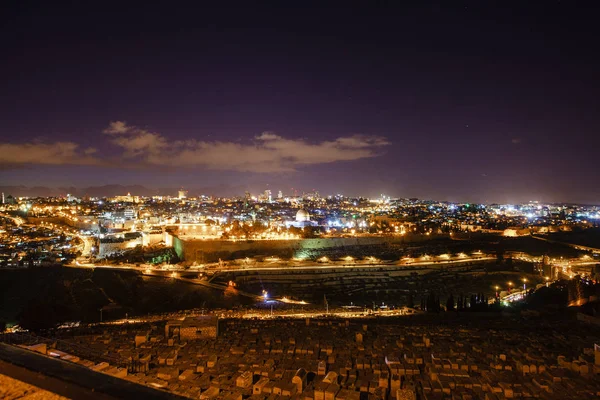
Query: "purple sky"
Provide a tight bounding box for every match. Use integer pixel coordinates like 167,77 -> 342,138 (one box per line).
1,2 -> 599,203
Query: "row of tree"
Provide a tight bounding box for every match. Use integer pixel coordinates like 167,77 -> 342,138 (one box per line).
416,291 -> 491,312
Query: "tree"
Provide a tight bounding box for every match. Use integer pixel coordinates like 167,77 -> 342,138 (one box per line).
457,294 -> 464,311
301,227 -> 318,239
288,226 -> 302,237
446,294 -> 455,311
18,299 -> 58,331
426,291 -> 440,313
496,246 -> 505,263
407,292 -> 414,308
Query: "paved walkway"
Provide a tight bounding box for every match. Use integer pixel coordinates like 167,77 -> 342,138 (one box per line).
0,372 -> 68,400
0,344 -> 188,400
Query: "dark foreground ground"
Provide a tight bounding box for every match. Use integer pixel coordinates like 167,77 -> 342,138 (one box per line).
0,268 -> 252,328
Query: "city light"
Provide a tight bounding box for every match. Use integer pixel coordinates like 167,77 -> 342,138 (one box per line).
0,6 -> 598,398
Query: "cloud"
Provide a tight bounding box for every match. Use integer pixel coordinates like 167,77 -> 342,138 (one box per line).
103,121 -> 390,172
1,121 -> 390,172
333,136 -> 390,148
511,138 -> 522,144
102,121 -> 167,157
0,141 -> 99,165
103,121 -> 130,135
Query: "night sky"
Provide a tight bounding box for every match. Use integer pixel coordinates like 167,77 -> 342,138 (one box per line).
1,2 -> 599,203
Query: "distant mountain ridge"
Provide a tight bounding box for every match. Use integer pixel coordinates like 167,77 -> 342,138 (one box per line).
0,184 -> 247,198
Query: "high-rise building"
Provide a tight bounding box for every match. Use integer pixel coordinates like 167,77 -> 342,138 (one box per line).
123,207 -> 137,220
178,189 -> 188,199
264,190 -> 272,202
278,190 -> 283,199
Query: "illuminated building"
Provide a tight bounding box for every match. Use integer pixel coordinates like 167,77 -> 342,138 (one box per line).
264,190 -> 272,203
285,209 -> 317,228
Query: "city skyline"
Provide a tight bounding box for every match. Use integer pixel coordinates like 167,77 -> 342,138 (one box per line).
2,2 -> 600,204
4,3 -> 600,398
3,183 -> 600,207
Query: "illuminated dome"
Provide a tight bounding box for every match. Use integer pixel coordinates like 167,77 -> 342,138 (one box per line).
296,209 -> 311,222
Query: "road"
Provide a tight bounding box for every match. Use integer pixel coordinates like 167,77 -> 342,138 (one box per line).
194,256 -> 496,274
532,234 -> 600,254
241,307 -> 420,319
0,359 -> 112,400
77,234 -> 95,258
177,276 -> 262,300
66,255 -> 496,302
0,213 -> 25,226
499,289 -> 529,304
50,224 -> 94,258
0,344 -> 187,400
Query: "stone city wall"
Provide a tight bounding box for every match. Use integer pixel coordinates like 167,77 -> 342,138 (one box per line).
98,237 -> 143,257
27,216 -> 99,232
170,233 -> 447,262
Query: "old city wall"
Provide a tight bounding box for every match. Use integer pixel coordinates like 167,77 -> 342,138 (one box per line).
171,233 -> 446,262
27,216 -> 68,225
27,216 -> 98,232
98,237 -> 143,257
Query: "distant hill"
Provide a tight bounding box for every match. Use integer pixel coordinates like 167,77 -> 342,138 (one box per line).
0,185 -> 159,198
0,184 -> 248,198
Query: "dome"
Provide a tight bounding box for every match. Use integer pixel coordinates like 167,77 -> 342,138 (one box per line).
296,209 -> 310,222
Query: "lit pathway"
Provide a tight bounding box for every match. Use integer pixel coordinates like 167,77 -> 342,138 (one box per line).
532,234 -> 600,254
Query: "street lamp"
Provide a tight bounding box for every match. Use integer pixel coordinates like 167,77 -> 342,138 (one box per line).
495,286 -> 500,298
508,281 -> 513,293
545,276 -> 550,287
522,278 -> 527,291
